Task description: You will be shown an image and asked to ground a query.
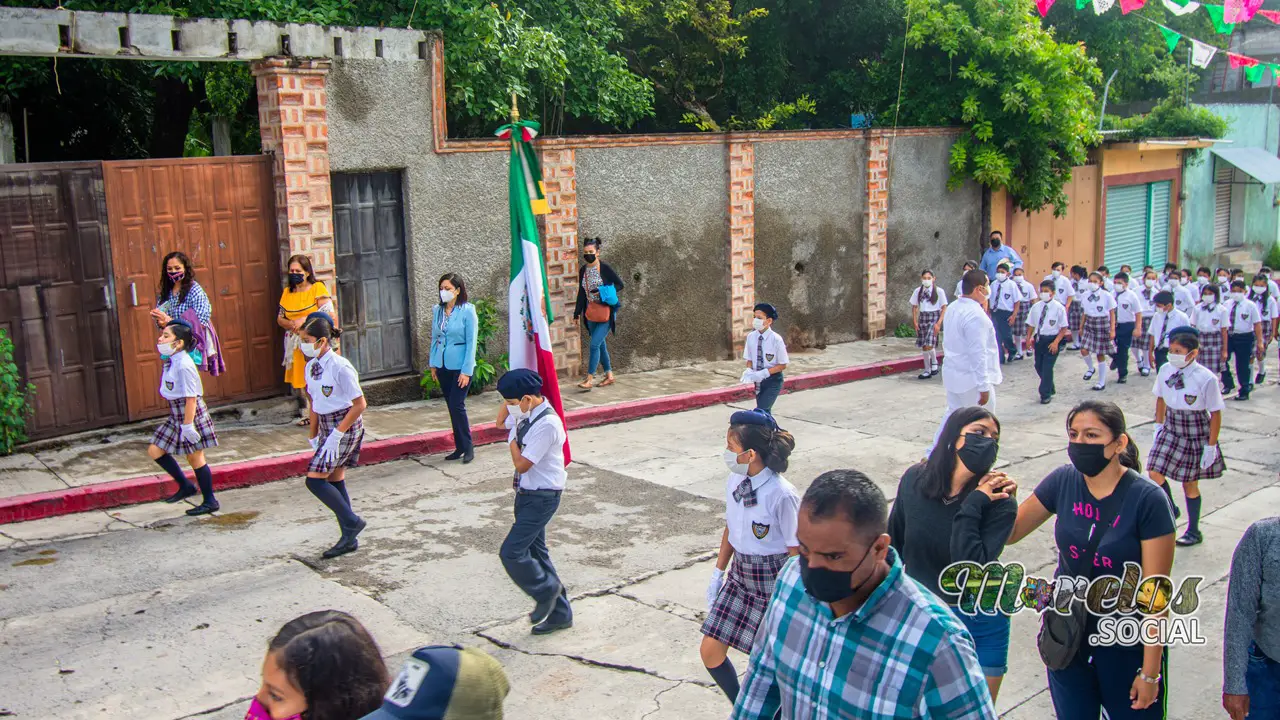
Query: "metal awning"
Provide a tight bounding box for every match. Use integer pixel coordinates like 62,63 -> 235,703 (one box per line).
1210,147 -> 1280,185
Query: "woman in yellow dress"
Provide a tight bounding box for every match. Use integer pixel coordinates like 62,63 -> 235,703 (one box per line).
278,255 -> 336,426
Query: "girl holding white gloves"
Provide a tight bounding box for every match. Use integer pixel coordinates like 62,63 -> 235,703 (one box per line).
740,302 -> 789,414
699,410 -> 799,704
147,320 -> 220,516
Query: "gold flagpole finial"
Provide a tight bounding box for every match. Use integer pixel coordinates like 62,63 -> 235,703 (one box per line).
510,93 -> 520,122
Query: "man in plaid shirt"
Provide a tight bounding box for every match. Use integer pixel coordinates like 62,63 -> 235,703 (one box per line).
731,470 -> 996,719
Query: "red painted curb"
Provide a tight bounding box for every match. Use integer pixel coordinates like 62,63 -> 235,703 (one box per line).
0,353 -> 931,524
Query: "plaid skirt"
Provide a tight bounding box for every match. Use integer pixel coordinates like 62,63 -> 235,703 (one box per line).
701,552 -> 789,653
1068,302 -> 1084,336
1148,409 -> 1226,482
1013,299 -> 1030,331
307,409 -> 365,475
1198,330 -> 1226,373
916,310 -> 941,348
1134,315 -> 1152,348
151,398 -> 219,455
1078,313 -> 1117,355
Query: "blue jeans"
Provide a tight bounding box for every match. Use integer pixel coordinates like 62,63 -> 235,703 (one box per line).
956,609 -> 1010,677
586,321 -> 611,374
755,372 -> 783,413
1248,642 -> 1280,719
500,490 -> 572,623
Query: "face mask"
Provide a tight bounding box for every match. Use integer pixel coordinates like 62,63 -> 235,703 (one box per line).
752,318 -> 766,332
1180,278 -> 1190,286
167,270 -> 184,282
1144,279 -> 1156,288
1087,282 -> 1100,291
723,449 -> 750,475
1115,284 -> 1127,293
1168,352 -> 1191,369
244,698 -> 301,720
440,289 -> 455,303
1202,296 -> 1215,305
1218,276 -> 1229,284
1255,287 -> 1267,295
799,543 -> 876,604
1067,441 -> 1115,478
957,433 -> 999,478
1197,277 -> 1209,286
1051,270 -> 1061,278
996,272 -> 1008,282
288,272 -> 305,285
508,402 -> 528,421
157,342 -> 174,358
990,239 -> 1001,248
583,253 -> 597,264
300,342 -> 319,358
1040,291 -> 1052,302
921,279 -> 933,289
1232,291 -> 1246,300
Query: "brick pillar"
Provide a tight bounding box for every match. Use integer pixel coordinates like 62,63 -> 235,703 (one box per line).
252,58 -> 335,287
864,136 -> 889,339
540,148 -> 582,377
728,141 -> 757,356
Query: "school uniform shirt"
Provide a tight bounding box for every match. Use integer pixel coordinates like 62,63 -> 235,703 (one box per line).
941,297 -> 1002,394
1114,288 -> 1142,324
909,286 -> 948,313
1192,302 -> 1230,336
1150,308 -> 1191,349
1136,287 -> 1159,315
1101,277 -> 1115,294
1045,273 -> 1074,305
1268,279 -> 1280,298
1014,277 -> 1037,304
159,350 -> 204,400
305,350 -> 364,415
1027,299 -> 1068,336
1173,284 -> 1199,316
1253,293 -> 1280,325
1078,287 -> 1116,318
1225,296 -> 1263,335
1154,361 -> 1225,413
508,403 -> 568,491
989,278 -> 1019,313
743,328 -> 789,372
725,468 -> 800,556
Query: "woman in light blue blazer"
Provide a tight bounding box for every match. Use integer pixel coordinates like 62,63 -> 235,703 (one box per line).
430,273 -> 479,463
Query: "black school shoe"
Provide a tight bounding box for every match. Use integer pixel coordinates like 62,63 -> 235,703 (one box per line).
532,617 -> 573,635
1234,391 -> 1251,401
322,517 -> 367,559
529,581 -> 563,624
1040,397 -> 1052,405
1175,530 -> 1203,547
165,484 -> 198,504
444,450 -> 465,461
1256,372 -> 1266,384
1117,376 -> 1127,384
186,501 -> 219,516
918,371 -> 931,380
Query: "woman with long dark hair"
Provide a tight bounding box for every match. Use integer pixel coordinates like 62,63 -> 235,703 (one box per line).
573,237 -> 624,390
889,405 -> 1015,701
429,272 -> 478,463
278,254 -> 335,427
151,251 -> 212,329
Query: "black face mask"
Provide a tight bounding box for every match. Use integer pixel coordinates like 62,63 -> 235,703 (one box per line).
583,253 -> 597,264
990,238 -> 1001,248
957,433 -> 999,478
1068,441 -> 1115,477
799,541 -> 877,604
288,272 -> 305,285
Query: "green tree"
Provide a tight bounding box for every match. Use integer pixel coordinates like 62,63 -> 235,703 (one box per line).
901,0 -> 1102,213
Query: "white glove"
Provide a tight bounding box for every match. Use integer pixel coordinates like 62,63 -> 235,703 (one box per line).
308,436 -> 320,451
1199,445 -> 1219,470
739,370 -> 755,385
318,429 -> 345,465
1152,423 -> 1163,445
180,423 -> 201,444
706,567 -> 725,609
751,369 -> 771,383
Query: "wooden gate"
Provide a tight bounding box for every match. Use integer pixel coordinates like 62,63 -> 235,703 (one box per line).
0,162 -> 128,439
103,156 -> 281,420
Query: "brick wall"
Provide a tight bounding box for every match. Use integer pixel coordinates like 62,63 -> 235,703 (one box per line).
728,141 -> 757,355
252,57 -> 335,287
864,136 -> 890,339
540,148 -> 582,377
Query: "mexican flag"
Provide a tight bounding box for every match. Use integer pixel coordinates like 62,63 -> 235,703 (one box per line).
496,119 -> 571,464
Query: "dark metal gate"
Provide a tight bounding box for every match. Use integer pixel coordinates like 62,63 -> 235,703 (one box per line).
333,172 -> 412,379
0,162 -> 128,439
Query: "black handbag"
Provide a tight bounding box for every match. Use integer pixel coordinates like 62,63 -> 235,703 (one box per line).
1037,471 -> 1135,670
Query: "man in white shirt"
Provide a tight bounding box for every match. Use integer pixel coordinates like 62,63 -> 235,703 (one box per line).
495,368 -> 573,635
932,269 -> 1001,453
1222,280 -> 1266,401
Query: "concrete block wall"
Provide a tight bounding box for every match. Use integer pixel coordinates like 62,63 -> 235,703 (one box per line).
540,149 -> 583,377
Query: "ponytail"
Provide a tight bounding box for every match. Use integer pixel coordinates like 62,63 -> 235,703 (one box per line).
729,423 -> 797,474
1119,442 -> 1142,474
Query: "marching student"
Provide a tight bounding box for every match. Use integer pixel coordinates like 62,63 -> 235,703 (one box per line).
1025,280 -> 1069,404
1067,265 -> 1089,350
1135,270 -> 1162,377
1192,283 -> 1230,381
1173,271 -> 1199,317
957,260 -> 978,300
1262,266 -> 1280,297
149,320 -> 220,516
301,312 -> 368,560
702,410 -> 799,704
1077,271 -> 1117,391
1148,291 -> 1191,372
910,269 -> 948,379
1160,262 -> 1180,291
1217,268 -> 1232,292
1045,261 -> 1075,313
1011,267 -> 1035,359
1196,267 -> 1213,290
1111,273 -> 1143,385
1221,279 -> 1265,401
740,303 -> 789,413
1149,327 -> 1227,547
989,261 -> 1021,365
1251,274 -> 1279,384
1097,265 -> 1115,294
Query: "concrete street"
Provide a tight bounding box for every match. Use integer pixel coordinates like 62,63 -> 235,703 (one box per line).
2,353 -> 1277,719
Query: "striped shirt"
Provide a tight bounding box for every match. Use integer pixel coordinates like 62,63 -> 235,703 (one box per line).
731,549 -> 995,720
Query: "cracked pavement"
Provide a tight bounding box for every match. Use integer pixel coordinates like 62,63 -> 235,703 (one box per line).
2,357 -> 1278,718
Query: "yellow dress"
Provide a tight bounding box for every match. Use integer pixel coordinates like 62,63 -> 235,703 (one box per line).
279,281 -> 332,389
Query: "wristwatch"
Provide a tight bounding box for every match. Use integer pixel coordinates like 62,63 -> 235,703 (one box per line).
1137,669 -> 1161,685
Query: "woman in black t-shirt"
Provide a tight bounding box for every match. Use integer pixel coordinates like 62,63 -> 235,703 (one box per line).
1008,400 -> 1176,720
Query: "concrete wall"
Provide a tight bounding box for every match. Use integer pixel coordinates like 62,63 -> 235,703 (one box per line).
577,145 -> 731,369
755,139 -> 866,348
886,135 -> 983,331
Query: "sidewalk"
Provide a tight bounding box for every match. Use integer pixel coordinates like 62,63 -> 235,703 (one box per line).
0,338 -> 927,522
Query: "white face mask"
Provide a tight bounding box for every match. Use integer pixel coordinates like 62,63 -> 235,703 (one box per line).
1180,278 -> 1190,286
752,318 -> 766,333
1039,291 -> 1052,302
1168,352 -> 1191,369
508,401 -> 529,421
1232,291 -> 1246,300
1218,277 -> 1229,284
157,342 -> 174,357
440,288 -> 455,303
921,279 -> 933,289
1254,287 -> 1267,295
1051,270 -> 1061,278
1202,296 -> 1215,305
1087,282 -> 1100,291
1145,279 -> 1156,288
996,272 -> 1008,282
1115,284 -> 1127,293
723,449 -> 751,475
300,342 -> 320,358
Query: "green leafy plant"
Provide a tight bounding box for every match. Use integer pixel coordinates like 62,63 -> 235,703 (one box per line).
894,322 -> 917,339
1266,244 -> 1280,274
1103,98 -> 1229,141
0,329 -> 35,455
419,297 -> 504,399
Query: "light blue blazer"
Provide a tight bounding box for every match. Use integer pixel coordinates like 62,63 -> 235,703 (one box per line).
429,303 -> 478,376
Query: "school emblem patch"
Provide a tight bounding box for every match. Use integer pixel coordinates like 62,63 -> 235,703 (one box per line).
1184,394 -> 1198,405
765,354 -> 775,362
1213,318 -> 1220,325
1048,320 -> 1056,326
164,381 -> 174,391
322,385 -> 334,398
751,522 -> 770,539
1121,303 -> 1129,310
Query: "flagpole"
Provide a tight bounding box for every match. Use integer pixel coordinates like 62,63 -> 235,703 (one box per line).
1185,45 -> 1191,105
511,93 -> 520,123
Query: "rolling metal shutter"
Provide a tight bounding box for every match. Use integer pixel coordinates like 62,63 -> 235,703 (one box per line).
1214,165 -> 1233,249
1105,184 -> 1149,271
1147,181 -> 1172,267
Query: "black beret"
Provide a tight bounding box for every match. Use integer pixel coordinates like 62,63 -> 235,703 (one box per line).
753,303 -> 779,320
497,368 -> 544,399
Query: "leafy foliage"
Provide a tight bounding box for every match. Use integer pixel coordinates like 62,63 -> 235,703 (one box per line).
0,329 -> 35,455
894,322 -> 917,338
1103,97 -> 1229,140
418,297 -> 503,399
1265,244 -> 1280,274
902,0 -> 1101,213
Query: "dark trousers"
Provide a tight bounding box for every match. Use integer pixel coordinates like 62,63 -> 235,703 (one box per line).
1048,643 -> 1167,720
1154,347 -> 1169,371
500,490 -> 572,623
1248,642 -> 1280,720
436,367 -> 473,453
993,309 -> 1016,361
1112,321 -> 1135,379
755,372 -> 783,413
1034,335 -> 1059,401
1222,333 -> 1256,394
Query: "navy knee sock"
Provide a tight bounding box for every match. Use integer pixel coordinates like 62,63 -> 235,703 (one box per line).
193,464 -> 216,505
155,454 -> 192,489
333,480 -> 351,508
706,657 -> 740,702
306,478 -> 360,529
1187,496 -> 1202,535
1159,481 -> 1175,505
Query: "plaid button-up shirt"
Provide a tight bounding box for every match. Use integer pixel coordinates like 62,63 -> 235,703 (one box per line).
731,550 -> 996,720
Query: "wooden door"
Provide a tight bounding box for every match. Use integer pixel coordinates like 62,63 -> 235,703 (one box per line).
0,162 -> 128,439
103,156 -> 281,420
